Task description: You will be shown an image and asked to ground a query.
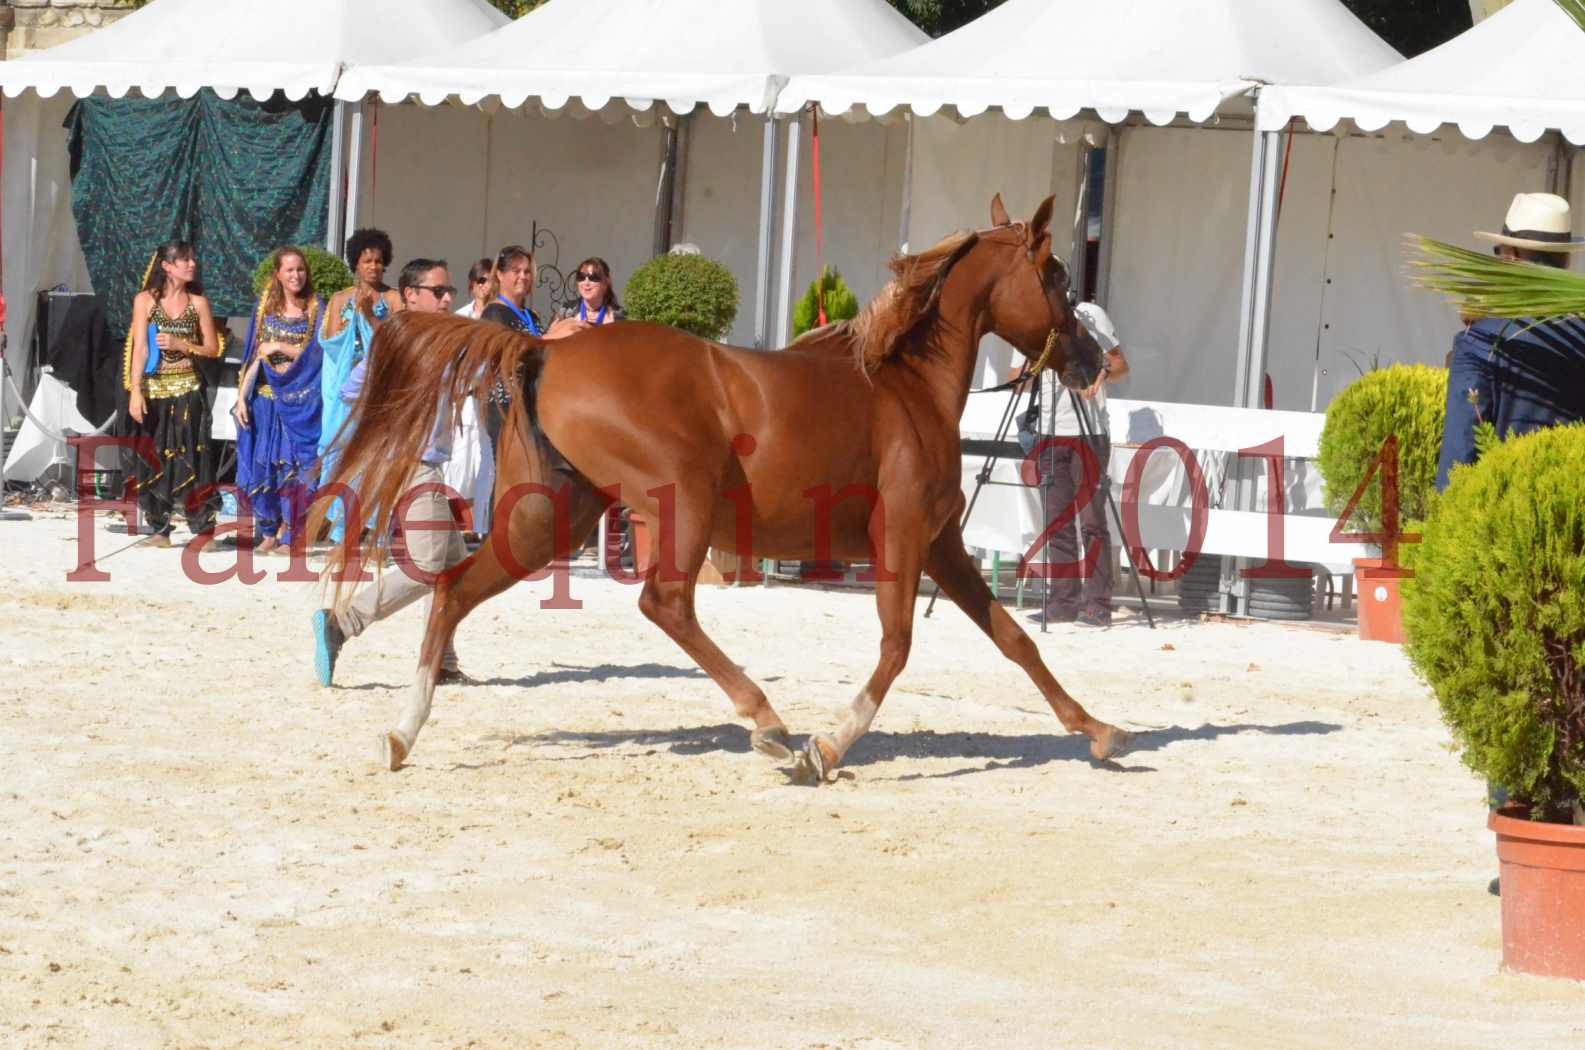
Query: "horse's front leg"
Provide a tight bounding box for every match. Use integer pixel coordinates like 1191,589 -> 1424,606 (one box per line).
924,520 -> 1132,761
794,525 -> 924,785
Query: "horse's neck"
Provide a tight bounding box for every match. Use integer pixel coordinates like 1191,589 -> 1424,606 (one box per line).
908,270 -> 993,423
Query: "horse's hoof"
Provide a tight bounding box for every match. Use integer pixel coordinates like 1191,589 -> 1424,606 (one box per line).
791,736 -> 835,786
380,731 -> 409,772
751,726 -> 793,763
1091,726 -> 1135,763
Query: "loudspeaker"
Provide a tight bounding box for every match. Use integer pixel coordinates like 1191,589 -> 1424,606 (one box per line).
32,290 -> 102,386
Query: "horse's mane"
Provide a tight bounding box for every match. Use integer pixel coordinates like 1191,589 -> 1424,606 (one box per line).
830,230 -> 979,377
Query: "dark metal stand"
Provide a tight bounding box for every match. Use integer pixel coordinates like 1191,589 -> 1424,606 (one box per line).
925,371 -> 1155,630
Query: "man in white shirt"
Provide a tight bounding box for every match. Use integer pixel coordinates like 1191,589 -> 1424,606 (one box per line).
1031,301 -> 1130,626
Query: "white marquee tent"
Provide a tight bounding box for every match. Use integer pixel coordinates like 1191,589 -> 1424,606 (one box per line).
1242,0 -> 1585,412
332,0 -> 927,350
772,0 -> 1413,410
0,0 -> 508,480
1260,0 -> 1585,144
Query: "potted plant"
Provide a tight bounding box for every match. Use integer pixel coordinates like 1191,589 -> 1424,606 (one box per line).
623,251 -> 739,340
624,251 -> 739,579
792,266 -> 861,338
1317,363 -> 1446,642
1402,424 -> 1585,979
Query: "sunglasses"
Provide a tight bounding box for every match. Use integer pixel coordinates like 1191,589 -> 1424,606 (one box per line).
471,276 -> 490,285
575,270 -> 606,283
415,284 -> 456,298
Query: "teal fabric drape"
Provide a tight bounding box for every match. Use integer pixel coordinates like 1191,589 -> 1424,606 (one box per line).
67,90 -> 332,337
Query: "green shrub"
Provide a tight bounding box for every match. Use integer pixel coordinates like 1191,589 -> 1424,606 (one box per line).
1318,364 -> 1446,538
1402,424 -> 1585,819
623,253 -> 739,340
250,245 -> 354,304
793,266 -> 861,337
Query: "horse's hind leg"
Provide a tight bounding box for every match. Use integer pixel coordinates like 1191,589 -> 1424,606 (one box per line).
382,473 -> 607,770
923,523 -> 1131,762
634,494 -> 793,761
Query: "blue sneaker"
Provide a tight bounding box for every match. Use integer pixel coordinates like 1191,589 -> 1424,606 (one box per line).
311,609 -> 345,687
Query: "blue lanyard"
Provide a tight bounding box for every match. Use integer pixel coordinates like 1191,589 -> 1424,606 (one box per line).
578,300 -> 608,325
494,296 -> 541,336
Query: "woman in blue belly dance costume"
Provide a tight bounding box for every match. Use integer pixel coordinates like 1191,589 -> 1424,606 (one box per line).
232,246 -> 325,554
318,228 -> 401,542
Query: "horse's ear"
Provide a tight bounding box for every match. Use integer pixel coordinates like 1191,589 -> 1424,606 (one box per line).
1030,232 -> 1053,266
990,193 -> 1011,228
1029,195 -> 1055,245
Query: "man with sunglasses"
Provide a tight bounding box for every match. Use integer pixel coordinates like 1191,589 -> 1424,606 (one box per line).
311,258 -> 471,687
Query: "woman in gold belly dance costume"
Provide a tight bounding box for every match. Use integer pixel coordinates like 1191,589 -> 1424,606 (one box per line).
124,241 -> 222,548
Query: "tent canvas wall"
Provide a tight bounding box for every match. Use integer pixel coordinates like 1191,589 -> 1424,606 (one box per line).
334,0 -> 927,348
1105,123 -> 1557,409
777,0 -> 1404,408
0,0 -> 509,481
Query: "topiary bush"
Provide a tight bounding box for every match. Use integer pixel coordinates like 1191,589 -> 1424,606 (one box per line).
1402,424 -> 1585,820
250,245 -> 354,303
793,266 -> 861,338
623,253 -> 739,340
1318,364 -> 1446,538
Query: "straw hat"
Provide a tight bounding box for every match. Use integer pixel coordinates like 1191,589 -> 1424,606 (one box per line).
1474,192 -> 1585,252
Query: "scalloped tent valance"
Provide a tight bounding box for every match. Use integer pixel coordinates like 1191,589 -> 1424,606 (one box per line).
0,0 -> 507,101
774,0 -> 1400,125
1258,0 -> 1585,145
332,0 -> 926,114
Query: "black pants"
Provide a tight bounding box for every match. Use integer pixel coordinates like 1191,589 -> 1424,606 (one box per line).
1038,434 -> 1113,616
131,383 -> 217,537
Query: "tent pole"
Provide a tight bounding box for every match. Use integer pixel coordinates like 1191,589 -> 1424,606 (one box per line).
668,114 -> 690,253
898,111 -> 913,253
1229,122 -> 1282,618
343,101 -> 366,249
1233,125 -> 1280,410
1095,128 -> 1120,308
773,112 -> 802,347
753,113 -> 779,349
1070,136 -> 1093,301
652,115 -> 680,258
326,99 -> 346,254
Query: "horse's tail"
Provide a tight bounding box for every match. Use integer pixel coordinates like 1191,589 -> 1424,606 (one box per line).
306,311 -> 541,608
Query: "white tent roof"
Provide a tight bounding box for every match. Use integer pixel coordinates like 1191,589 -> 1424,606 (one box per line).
776,0 -> 1400,123
333,0 -> 927,115
1258,0 -> 1585,144
0,0 -> 507,101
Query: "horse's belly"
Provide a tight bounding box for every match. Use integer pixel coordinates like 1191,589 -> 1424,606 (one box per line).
706,498 -> 877,561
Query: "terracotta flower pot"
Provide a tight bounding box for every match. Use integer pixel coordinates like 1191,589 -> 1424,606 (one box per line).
1489,806 -> 1585,980
1353,557 -> 1404,644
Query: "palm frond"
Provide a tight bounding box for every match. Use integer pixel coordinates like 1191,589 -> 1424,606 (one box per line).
1404,235 -> 1585,320
1556,0 -> 1585,34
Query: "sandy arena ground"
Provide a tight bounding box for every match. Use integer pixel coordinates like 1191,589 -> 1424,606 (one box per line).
2,507 -> 1584,1048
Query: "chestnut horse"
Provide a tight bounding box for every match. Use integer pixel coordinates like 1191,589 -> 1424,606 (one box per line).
313,194 -> 1133,782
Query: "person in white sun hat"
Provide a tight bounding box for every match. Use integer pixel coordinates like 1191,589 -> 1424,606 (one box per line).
1435,192 -> 1585,494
